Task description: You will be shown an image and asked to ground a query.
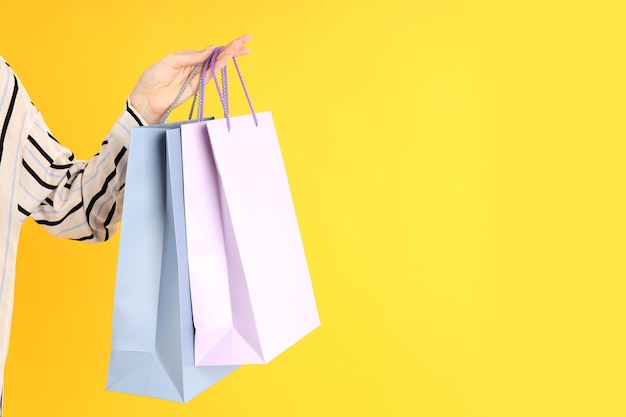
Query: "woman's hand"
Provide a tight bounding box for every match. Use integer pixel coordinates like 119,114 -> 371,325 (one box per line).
129,34 -> 252,125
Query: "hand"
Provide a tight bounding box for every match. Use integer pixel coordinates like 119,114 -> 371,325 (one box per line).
128,34 -> 252,125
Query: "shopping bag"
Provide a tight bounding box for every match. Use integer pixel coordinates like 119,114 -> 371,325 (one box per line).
106,120 -> 237,403
181,47 -> 320,366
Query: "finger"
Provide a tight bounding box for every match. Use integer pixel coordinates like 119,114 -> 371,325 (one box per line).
176,35 -> 250,70
211,53 -> 235,72
167,45 -> 215,67
214,43 -> 251,67
233,47 -> 251,57
220,34 -> 253,57
185,35 -> 252,85
227,34 -> 253,48
216,48 -> 251,67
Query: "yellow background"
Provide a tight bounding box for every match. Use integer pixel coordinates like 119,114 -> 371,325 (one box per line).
2,0 -> 626,416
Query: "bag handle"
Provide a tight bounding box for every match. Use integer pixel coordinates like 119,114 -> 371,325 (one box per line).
189,48 -> 227,122
158,52 -> 221,123
160,46 -> 258,128
199,46 -> 259,130
160,63 -> 201,124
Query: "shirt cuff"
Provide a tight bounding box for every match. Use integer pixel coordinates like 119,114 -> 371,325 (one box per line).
109,99 -> 148,148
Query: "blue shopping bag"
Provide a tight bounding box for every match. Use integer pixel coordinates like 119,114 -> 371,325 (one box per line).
106,121 -> 238,403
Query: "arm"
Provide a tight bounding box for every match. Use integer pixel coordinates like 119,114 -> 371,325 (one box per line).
18,103 -> 142,242
15,35 -> 252,241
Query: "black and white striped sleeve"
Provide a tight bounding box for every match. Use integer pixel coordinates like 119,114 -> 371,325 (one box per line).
17,101 -> 146,242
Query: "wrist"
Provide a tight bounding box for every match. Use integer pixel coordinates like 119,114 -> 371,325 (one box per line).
128,92 -> 160,125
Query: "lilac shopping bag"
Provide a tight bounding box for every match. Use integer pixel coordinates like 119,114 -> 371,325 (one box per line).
181,48 -> 320,366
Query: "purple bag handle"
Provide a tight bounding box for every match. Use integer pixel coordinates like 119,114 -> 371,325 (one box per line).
196,48 -> 222,122
160,46 -> 258,127
198,46 -> 258,130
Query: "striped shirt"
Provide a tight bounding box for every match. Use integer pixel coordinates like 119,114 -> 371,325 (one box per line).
0,56 -> 145,412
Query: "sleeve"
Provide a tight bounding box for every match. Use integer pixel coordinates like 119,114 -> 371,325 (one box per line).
17,101 -> 147,242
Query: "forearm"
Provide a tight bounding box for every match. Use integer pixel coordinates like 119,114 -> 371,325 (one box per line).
19,102 -> 146,242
